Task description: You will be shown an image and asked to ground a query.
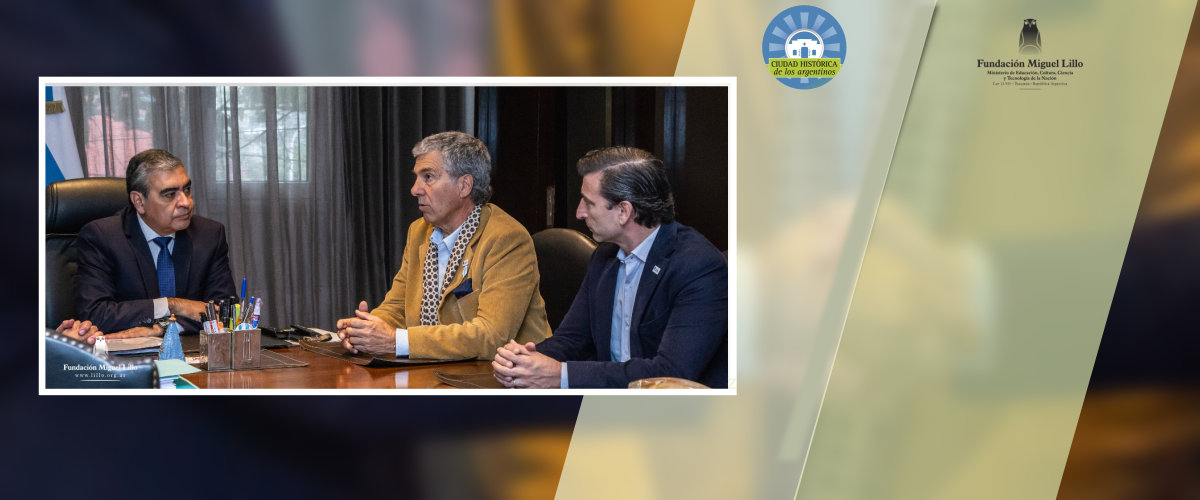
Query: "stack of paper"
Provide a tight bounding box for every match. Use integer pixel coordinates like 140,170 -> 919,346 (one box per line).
154,359 -> 200,389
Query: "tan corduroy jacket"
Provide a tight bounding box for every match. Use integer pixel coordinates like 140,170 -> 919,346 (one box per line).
372,203 -> 551,359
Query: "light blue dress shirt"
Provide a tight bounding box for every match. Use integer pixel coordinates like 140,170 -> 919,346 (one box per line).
395,222 -> 463,356
136,214 -> 175,318
562,226 -> 660,388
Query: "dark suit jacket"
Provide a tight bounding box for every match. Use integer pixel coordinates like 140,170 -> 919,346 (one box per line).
75,206 -> 236,333
536,221 -> 728,388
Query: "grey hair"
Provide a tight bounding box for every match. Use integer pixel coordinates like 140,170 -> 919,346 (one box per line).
576,147 -> 675,228
412,131 -> 493,205
126,149 -> 184,200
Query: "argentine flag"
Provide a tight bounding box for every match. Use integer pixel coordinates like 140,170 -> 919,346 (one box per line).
45,86 -> 84,184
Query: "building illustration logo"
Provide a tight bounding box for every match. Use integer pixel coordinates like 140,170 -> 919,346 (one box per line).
1019,18 -> 1042,54
785,29 -> 824,59
762,5 -> 846,89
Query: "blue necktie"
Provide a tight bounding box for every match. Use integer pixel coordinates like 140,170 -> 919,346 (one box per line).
153,236 -> 175,298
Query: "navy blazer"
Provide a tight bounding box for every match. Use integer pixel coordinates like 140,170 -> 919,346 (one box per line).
536,221 -> 729,388
74,206 -> 236,333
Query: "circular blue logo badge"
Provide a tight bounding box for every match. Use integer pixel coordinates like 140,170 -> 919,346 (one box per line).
762,6 -> 847,89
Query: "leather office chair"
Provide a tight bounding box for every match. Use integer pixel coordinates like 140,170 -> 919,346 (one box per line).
45,331 -> 158,388
46,178 -> 128,328
531,228 -> 597,330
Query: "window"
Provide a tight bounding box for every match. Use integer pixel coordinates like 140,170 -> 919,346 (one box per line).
216,86 -> 309,182
80,86 -> 157,178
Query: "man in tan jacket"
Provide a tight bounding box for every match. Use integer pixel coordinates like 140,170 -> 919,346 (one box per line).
336,131 -> 550,360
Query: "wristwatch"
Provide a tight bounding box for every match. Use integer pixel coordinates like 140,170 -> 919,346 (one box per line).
148,315 -> 172,334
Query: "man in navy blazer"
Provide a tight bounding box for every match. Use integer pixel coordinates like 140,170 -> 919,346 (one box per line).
75,149 -> 235,335
493,147 -> 728,388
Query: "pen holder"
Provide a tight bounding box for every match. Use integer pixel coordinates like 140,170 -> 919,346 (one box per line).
199,331 -> 232,371
231,328 -> 262,370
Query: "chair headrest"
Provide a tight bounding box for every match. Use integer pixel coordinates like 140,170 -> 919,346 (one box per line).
46,178 -> 128,234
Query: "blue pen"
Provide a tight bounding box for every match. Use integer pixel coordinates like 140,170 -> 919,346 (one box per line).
239,278 -> 248,314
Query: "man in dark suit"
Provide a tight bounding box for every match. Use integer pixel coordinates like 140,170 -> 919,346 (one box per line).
493,147 -> 728,388
75,149 -> 236,335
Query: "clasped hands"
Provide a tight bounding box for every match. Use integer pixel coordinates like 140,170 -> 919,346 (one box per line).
492,340 -> 561,388
335,301 -> 396,356
332,301 -> 562,387
55,319 -> 103,344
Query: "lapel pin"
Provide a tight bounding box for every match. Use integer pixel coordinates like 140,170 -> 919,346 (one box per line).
462,260 -> 469,278
652,265 -> 661,275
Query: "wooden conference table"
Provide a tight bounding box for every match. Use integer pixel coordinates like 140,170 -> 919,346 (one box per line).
180,345 -> 495,389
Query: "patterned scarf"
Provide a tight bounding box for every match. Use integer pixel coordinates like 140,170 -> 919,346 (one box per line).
419,204 -> 482,326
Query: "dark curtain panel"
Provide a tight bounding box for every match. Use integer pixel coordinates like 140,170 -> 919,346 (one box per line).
341,87 -> 467,307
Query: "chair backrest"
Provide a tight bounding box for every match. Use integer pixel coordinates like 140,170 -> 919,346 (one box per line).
45,178 -> 128,328
532,228 -> 597,330
47,177 -> 129,234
